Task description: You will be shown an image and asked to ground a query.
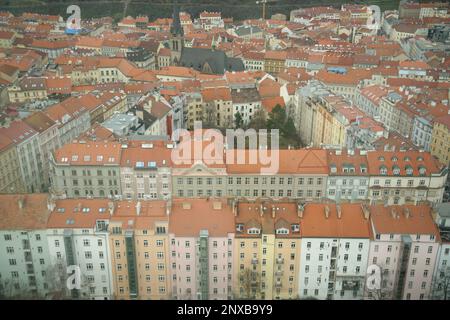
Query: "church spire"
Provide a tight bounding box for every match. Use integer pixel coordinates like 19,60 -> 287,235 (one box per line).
170,4 -> 183,37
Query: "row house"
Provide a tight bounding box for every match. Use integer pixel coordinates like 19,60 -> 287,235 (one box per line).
23,111 -> 61,189
169,199 -> 235,300
119,141 -> 173,201
264,51 -> 287,75
172,149 -> 329,202
366,150 -> 447,205
233,201 -> 302,300
44,96 -> 91,145
242,51 -> 265,72
231,88 -> 262,126
430,114 -> 450,166
326,149 -> 370,203
0,196 -> 447,300
201,87 -> 233,128
0,195 -> 53,299
367,205 -> 440,300
0,120 -> 44,193
46,199 -> 115,299
50,141 -> 123,199
298,203 -> 371,300
108,200 -> 171,300
0,133 -> 26,194
431,204 -> 450,300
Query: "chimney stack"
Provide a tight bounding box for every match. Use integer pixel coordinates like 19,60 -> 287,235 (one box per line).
108,201 -> 115,216
390,207 -> 397,219
166,200 -> 172,216
272,206 -> 276,218
361,203 -> 370,220
18,196 -> 25,209
404,207 -> 410,219
325,206 -> 330,219
337,204 -> 342,219
297,203 -> 304,218
136,201 -> 142,216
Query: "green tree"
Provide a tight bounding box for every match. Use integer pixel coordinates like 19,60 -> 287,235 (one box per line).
234,111 -> 244,129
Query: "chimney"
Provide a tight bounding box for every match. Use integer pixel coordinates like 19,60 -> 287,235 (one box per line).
108,201 -> 115,216
166,200 -> 172,216
213,201 -> 222,210
390,207 -> 397,219
47,196 -> 56,212
404,207 -> 410,219
361,203 -> 370,220
272,206 -> 276,218
297,203 -> 304,218
232,199 -> 238,216
18,196 -> 25,209
182,202 -> 192,210
324,206 -> 330,219
136,201 -> 142,216
336,204 -> 342,219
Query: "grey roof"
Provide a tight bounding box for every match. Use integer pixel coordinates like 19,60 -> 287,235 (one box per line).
234,25 -> 262,37
436,203 -> 450,218
180,47 -> 244,75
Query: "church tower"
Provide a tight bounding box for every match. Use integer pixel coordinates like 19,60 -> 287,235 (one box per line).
169,5 -> 184,64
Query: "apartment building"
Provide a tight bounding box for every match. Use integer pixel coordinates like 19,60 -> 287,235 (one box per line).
108,200 -> 171,300
0,134 -> 25,194
366,150 -> 447,205
231,88 -> 262,126
367,205 -> 440,300
44,97 -> 91,146
50,141 -> 122,199
23,111 -> 61,189
298,203 -> 371,300
46,199 -> 115,299
169,199 -> 235,300
431,204 -> 450,300
172,149 -> 329,202
0,194 -> 53,299
326,149 -> 369,202
233,201 -> 302,300
120,140 -> 173,201
201,87 -> 233,128
430,114 -> 450,165
0,120 -> 44,193
264,51 -> 287,75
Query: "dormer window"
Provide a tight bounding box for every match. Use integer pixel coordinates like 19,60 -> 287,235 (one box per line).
276,228 -> 289,235
248,228 -> 260,235
82,207 -> 90,213
236,224 -> 244,232
97,155 -> 103,162
418,166 -> 426,175
84,155 -> 91,162
378,156 -> 385,161
404,156 -> 411,161
392,165 -> 400,175
417,156 -> 424,162
379,165 -> 387,175
291,224 -> 300,233
391,156 -> 398,162
71,155 -> 78,161
405,165 -> 413,175
330,165 -> 337,173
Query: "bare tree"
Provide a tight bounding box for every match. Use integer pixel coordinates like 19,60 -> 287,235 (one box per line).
237,268 -> 261,299
363,264 -> 394,300
430,266 -> 450,300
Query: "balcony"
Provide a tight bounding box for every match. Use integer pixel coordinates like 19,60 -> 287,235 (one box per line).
276,258 -> 284,264
275,281 -> 282,288
251,258 -> 258,265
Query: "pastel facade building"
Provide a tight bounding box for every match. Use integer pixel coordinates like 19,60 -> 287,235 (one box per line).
50,141 -> 122,199
367,205 -> 440,300
233,201 -> 302,300
0,194 -> 53,298
298,203 -> 371,300
108,200 -> 171,300
46,199 -> 115,300
366,150 -> 447,205
169,199 -> 235,300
